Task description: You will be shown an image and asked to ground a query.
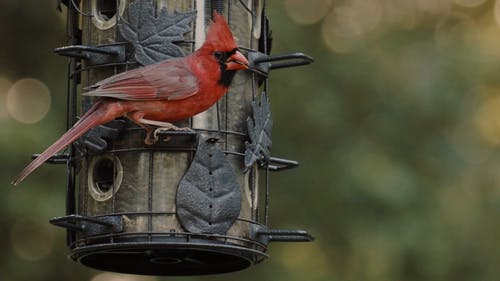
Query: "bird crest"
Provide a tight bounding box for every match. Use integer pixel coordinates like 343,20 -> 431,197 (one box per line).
205,11 -> 238,52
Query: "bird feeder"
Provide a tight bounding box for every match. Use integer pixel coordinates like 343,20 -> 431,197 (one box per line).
47,0 -> 313,275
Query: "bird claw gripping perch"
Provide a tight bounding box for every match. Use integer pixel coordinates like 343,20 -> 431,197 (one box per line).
152,126 -> 194,143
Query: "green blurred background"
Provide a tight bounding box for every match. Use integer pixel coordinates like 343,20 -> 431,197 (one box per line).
2,0 -> 500,280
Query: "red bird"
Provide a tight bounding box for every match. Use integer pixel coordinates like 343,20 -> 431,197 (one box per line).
12,12 -> 248,185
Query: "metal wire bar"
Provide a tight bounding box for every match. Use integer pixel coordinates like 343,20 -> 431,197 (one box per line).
94,211 -> 176,217
264,164 -> 269,225
91,212 -> 263,227
262,1 -> 269,94
70,230 -> 268,250
66,0 -> 82,247
57,0 -> 289,254
250,166 -> 256,221
258,229 -> 314,242
70,0 -> 93,17
237,0 -> 254,16
148,151 -> 154,242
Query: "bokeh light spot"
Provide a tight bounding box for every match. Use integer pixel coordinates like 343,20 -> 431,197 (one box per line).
474,93 -> 500,145
321,20 -> 357,53
331,0 -> 382,38
380,0 -> 418,29
435,12 -> 478,50
416,0 -> 451,18
321,0 -> 382,53
10,218 -> 55,261
494,0 -> 500,28
284,0 -> 332,25
6,78 -> 51,124
349,0 -> 383,36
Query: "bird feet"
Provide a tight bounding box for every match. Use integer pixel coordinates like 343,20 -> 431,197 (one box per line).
153,125 -> 193,141
144,124 -> 193,145
137,118 -> 193,145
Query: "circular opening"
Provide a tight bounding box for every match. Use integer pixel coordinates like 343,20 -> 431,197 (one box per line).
96,0 -> 117,21
245,165 -> 259,211
88,155 -> 123,202
91,0 -> 126,30
93,157 -> 114,193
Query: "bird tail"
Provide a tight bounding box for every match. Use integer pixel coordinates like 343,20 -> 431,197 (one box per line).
12,100 -> 115,186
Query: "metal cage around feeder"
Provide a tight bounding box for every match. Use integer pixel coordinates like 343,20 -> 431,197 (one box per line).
47,0 -> 313,276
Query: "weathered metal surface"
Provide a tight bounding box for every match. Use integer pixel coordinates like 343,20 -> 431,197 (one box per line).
253,227 -> 314,244
248,51 -> 314,78
78,0 -> 195,236
54,43 -> 127,67
118,0 -> 196,65
51,0 -> 313,275
79,118 -> 126,153
244,92 -> 272,170
176,137 -> 241,235
50,214 -> 123,236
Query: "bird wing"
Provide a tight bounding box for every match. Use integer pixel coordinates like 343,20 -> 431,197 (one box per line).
83,58 -> 199,101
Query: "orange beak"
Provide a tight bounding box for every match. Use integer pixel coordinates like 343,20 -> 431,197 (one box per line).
225,50 -> 249,71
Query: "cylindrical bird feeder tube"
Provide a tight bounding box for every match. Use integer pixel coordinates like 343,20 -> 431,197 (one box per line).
50,0 -> 313,276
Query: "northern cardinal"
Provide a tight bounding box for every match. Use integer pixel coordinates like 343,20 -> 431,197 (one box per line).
12,12 -> 248,185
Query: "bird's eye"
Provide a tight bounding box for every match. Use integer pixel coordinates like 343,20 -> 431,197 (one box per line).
214,51 -> 224,60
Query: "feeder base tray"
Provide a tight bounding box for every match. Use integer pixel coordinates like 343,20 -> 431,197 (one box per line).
69,242 -> 268,275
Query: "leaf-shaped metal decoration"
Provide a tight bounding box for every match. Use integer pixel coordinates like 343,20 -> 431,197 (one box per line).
176,137 -> 241,235
118,1 -> 196,65
244,92 -> 273,170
